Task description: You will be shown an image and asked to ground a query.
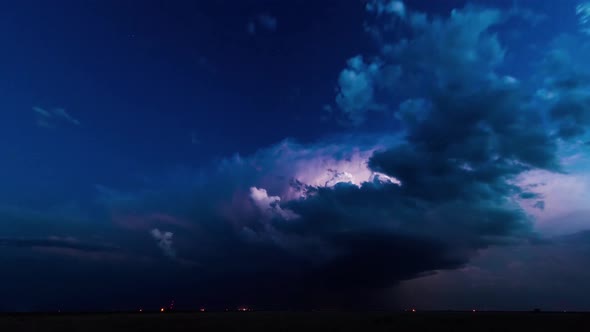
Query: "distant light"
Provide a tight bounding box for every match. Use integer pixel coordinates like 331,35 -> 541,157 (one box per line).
160,308 -> 165,312
139,308 -> 143,312
472,309 -> 476,312
411,308 -> 416,313
200,308 -> 206,312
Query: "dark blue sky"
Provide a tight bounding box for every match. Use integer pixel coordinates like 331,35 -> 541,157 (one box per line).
1,0 -> 590,312
1,1 -> 373,206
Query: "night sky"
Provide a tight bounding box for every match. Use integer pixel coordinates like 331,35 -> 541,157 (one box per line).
2,0 -> 590,312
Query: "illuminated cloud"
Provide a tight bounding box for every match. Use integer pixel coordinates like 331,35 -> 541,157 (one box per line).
323,169 -> 354,187
150,228 -> 175,258
249,187 -> 298,220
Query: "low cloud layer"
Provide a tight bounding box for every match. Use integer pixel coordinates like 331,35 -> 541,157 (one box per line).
397,230 -> 590,311
0,236 -> 118,253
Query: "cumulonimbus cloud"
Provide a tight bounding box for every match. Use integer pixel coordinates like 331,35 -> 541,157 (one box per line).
92,2 -> 590,308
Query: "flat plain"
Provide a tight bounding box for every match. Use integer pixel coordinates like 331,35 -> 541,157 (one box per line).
1,311 -> 590,332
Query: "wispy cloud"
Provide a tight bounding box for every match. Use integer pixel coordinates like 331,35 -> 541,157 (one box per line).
190,131 -> 200,145
247,21 -> 256,35
578,2 -> 590,35
53,108 -> 81,126
247,13 -> 278,35
257,14 -> 278,31
32,106 -> 52,118
508,4 -> 547,26
32,106 -> 81,128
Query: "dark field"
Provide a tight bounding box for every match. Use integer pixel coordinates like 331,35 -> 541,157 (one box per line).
2,312 -> 590,332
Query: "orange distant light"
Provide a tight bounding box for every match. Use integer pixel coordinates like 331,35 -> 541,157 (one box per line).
160,308 -> 165,312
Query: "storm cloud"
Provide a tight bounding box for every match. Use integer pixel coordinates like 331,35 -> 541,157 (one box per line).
541,35 -> 590,140
25,1 -> 590,309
